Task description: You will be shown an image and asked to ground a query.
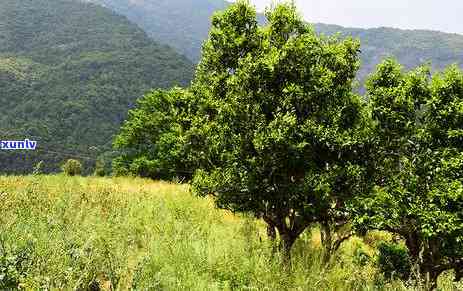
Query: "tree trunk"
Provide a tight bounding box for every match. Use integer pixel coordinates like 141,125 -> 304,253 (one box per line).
455,264 -> 463,282
405,233 -> 420,262
263,213 -> 311,269
280,233 -> 296,269
266,223 -> 278,258
320,221 -> 352,265
320,222 -> 333,264
267,224 -> 277,240
426,270 -> 439,291
406,236 -> 441,290
417,257 -> 441,290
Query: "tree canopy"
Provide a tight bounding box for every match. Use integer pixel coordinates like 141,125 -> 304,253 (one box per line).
113,88 -> 198,180
354,59 -> 463,288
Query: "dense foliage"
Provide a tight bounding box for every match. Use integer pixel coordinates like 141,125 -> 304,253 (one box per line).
115,1 -> 371,264
354,59 -> 463,288
113,88 -> 198,180
2,0 -> 462,288
377,241 -> 412,281
114,1 -> 463,286
315,24 -> 463,88
190,2 -> 373,263
4,0 -> 462,174
0,0 -> 194,174
61,159 -> 82,176
85,0 -> 230,62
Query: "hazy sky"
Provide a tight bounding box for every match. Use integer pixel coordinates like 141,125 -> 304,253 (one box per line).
230,0 -> 462,35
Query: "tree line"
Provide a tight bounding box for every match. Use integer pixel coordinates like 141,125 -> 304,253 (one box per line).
113,1 -> 463,288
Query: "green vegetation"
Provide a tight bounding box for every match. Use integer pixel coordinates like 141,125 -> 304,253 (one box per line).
114,2 -> 463,288
377,242 -> 412,281
189,2 -> 369,265
0,175 -> 461,290
86,0 -> 229,62
0,0 -> 194,174
94,159 -> 107,177
354,60 -> 463,288
113,88 -> 198,180
3,0 -> 462,174
1,0 -> 462,289
61,159 -> 83,176
314,24 -> 463,89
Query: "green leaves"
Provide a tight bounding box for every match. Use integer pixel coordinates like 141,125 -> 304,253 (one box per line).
357,57 -> 463,281
187,0 -> 368,260
113,88 -> 198,180
110,0 -> 462,276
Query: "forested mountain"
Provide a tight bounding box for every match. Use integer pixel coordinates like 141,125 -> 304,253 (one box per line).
0,0 -> 194,174
314,23 -> 463,86
3,0 -> 462,174
86,0 -> 463,81
85,0 -> 229,62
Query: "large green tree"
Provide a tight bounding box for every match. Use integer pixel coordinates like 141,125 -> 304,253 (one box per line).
189,1 -> 370,263
355,59 -> 463,288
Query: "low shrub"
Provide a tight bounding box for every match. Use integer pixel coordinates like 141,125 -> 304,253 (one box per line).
61,159 -> 82,176
377,241 -> 411,281
94,160 -> 106,177
353,247 -> 371,267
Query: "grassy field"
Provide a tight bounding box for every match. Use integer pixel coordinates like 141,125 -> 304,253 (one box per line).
0,175 -> 460,290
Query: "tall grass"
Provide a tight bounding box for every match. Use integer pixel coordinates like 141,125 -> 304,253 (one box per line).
0,175 -> 460,290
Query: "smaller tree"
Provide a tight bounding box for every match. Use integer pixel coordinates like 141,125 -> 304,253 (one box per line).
113,87 -> 198,180
377,241 -> 412,281
62,159 -> 82,176
355,59 -> 463,288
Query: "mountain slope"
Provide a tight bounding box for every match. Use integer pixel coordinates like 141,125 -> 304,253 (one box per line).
85,0 -> 229,62
0,0 -> 194,174
87,0 -> 463,79
314,23 -> 463,85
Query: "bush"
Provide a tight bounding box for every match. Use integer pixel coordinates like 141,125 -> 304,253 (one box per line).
61,159 -> 82,176
377,241 -> 411,281
111,157 -> 130,177
94,160 -> 106,177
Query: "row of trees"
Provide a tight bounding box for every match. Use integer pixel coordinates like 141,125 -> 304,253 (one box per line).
113,1 -> 463,288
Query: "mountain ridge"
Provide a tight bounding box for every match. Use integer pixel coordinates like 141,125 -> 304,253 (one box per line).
84,0 -> 463,81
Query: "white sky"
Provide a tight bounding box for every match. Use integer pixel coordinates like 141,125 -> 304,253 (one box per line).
229,0 -> 462,35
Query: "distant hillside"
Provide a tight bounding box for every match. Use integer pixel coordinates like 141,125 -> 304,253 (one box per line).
314,23 -> 463,85
87,0 -> 463,81
85,0 -> 229,62
0,0 -> 194,174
